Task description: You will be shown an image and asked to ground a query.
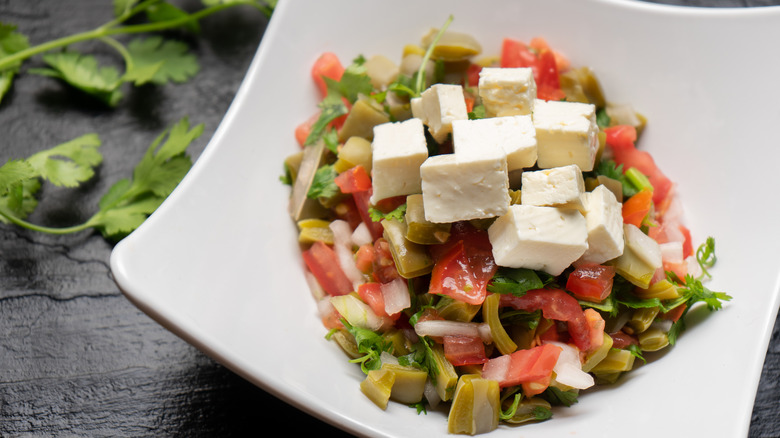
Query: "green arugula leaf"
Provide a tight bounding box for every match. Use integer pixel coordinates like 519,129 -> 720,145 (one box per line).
30,51 -> 123,106
125,36 -> 199,85
306,164 -> 339,200
26,134 -> 102,187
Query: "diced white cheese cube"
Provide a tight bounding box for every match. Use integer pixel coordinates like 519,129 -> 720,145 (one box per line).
370,118 -> 428,204
578,185 -> 625,264
410,97 -> 426,123
478,67 -> 537,117
452,115 -> 537,171
520,164 -> 585,210
420,83 -> 468,143
420,148 -> 510,223
533,99 -> 599,171
488,204 -> 588,276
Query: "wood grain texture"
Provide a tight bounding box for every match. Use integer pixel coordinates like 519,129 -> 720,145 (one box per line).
0,0 -> 778,437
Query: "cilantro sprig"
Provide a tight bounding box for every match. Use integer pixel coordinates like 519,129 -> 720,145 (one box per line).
0,0 -> 276,105
0,117 -> 202,240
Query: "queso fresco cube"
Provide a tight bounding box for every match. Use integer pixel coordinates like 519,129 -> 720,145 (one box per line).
478,67 -> 537,117
533,99 -> 599,171
420,145 -> 510,224
453,115 -> 537,172
419,83 -> 469,143
487,204 -> 588,276
520,164 -> 585,210
370,118 -> 429,204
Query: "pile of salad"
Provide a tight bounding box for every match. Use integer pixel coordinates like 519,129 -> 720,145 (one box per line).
282,18 -> 731,436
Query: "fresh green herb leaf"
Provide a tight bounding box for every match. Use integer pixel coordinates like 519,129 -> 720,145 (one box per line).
592,159 -> 639,198
414,15 -> 453,96
304,92 -> 349,146
368,203 -> 407,222
125,36 -> 199,85
487,267 -> 551,296
145,2 -> 201,33
322,128 -> 339,154
540,386 -> 578,407
468,104 -> 486,120
113,0 -> 140,17
0,22 -> 30,102
696,236 -> 717,279
340,319 -> 392,374
30,51 -> 123,106
596,107 -> 610,128
306,164 -> 339,200
337,61 -> 373,104
26,134 -> 102,188
626,344 -> 646,364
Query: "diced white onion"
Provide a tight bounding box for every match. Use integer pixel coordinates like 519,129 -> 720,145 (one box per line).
424,378 -> 441,409
545,341 -> 594,390
659,241 -> 684,265
651,319 -> 674,333
685,255 -> 703,279
334,242 -> 364,290
329,219 -> 354,247
380,351 -> 399,366
381,278 -> 411,316
351,222 -> 373,247
329,219 -> 364,290
414,320 -> 493,343
317,298 -> 335,320
304,271 -> 325,301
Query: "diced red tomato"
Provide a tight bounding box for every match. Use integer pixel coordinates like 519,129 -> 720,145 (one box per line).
566,264 -> 615,302
311,52 -> 344,98
500,289 -> 593,352
609,330 -> 638,349
352,190 -> 384,240
678,224 -> 694,259
429,223 -> 497,305
535,49 -> 565,101
295,112 -> 320,147
355,244 -> 375,274
302,241 -> 353,296
443,336 -> 488,366
372,238 -> 400,284
334,165 -> 372,194
604,125 -> 673,205
501,38 -> 537,70
357,282 -> 386,315
500,38 -> 563,101
529,37 -> 570,72
583,308 -> 605,351
482,344 -> 562,395
466,63 -> 482,87
622,188 -> 654,227
660,303 -> 687,322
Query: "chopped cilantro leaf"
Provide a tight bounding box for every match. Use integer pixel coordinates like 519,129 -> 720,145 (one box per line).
30,51 -> 123,106
488,267 -> 553,296
306,164 -> 339,199
125,36 -> 199,85
368,203 -> 407,222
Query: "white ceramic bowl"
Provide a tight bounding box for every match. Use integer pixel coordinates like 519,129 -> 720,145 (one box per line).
111,1 -> 780,436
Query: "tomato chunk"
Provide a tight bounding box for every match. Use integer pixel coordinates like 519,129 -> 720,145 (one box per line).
302,241 -> 353,296
500,289 -> 592,351
334,165 -> 372,194
443,336 -> 488,366
429,223 -> 497,305
481,344 -> 562,394
605,125 -> 673,205
372,238 -> 400,284
566,264 -> 615,302
311,52 -> 344,98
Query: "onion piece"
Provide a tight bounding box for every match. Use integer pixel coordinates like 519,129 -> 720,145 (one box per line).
659,241 -> 684,265
380,351 -> 399,366
381,278 -> 411,316
424,379 -> 441,409
329,219 -> 364,289
414,320 -> 492,344
351,222 -> 373,247
304,270 -> 325,301
329,219 -> 354,247
545,341 -> 594,390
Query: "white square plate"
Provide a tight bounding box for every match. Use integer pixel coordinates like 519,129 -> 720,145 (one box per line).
110,1 -> 780,436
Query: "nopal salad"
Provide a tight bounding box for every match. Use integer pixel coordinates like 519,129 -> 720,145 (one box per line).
282,17 -> 731,436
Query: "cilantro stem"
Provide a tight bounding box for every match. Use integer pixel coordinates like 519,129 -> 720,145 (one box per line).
0,1 -> 266,72
0,207 -> 92,235
414,14 -> 453,96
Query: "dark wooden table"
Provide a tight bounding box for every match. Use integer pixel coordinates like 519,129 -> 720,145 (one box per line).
1,1 -> 778,436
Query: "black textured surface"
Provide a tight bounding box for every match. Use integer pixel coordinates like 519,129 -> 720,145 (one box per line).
0,1 -> 778,437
